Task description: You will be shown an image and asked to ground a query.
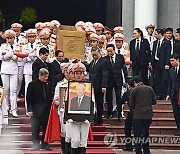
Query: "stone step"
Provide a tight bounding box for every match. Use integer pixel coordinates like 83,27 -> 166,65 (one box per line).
103,117 -> 176,126
105,126 -> 177,135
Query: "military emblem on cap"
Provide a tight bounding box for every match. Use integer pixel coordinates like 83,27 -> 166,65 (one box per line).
72,63 -> 86,72
35,22 -> 44,30
93,23 -> 104,29
61,63 -> 71,71
83,22 -> 93,29
11,23 -> 23,30
85,27 -> 96,34
75,21 -> 85,31
4,29 -> 16,37
114,33 -> 125,40
42,22 -> 53,29
90,33 -> 99,41
26,29 -> 37,36
99,35 -> 106,42
67,63 -> 74,73
145,23 -> 155,29
113,26 -> 124,33
39,29 -> 50,38
51,20 -> 60,27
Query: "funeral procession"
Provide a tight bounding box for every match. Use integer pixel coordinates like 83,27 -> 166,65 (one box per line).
0,0 -> 180,154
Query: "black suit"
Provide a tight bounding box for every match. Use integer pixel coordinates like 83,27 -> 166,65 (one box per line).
152,38 -> 171,97
130,38 -> 151,84
49,60 -> 62,83
174,40 -> 180,56
167,67 -> 180,131
52,74 -> 64,93
89,57 -> 108,125
32,58 -> 49,80
104,54 -> 128,118
70,95 -> 91,111
26,79 -> 52,146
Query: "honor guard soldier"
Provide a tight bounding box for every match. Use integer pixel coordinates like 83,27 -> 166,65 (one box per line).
0,86 -> 8,134
113,26 -> 124,34
84,26 -> 96,48
54,63 -> 71,154
114,33 -> 130,61
35,22 -> 44,44
75,21 -> 85,31
39,29 -> 55,63
0,30 -> 23,117
85,33 -> 99,64
104,26 -> 114,44
50,20 -> 61,50
11,23 -> 27,97
22,29 -> 39,113
93,23 -> 104,36
145,23 -> 156,50
67,63 -> 90,154
98,35 -> 107,57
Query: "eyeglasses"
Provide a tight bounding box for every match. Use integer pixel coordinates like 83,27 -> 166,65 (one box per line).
41,38 -> 50,40
6,37 -> 13,39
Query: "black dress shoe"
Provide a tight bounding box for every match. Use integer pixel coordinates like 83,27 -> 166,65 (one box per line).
41,145 -> 52,151
31,145 -> 40,151
106,114 -> 113,119
123,146 -> 133,151
118,117 -> 124,122
175,131 -> 180,136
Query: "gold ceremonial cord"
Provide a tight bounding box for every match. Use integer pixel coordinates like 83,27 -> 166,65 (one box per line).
0,87 -> 5,105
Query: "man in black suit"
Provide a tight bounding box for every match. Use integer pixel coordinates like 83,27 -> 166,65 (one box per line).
166,53 -> 180,136
104,44 -> 128,121
89,47 -> 108,125
130,28 -> 151,85
32,48 -> 49,80
165,28 -> 176,55
27,68 -> 52,151
70,83 -> 91,112
152,29 -> 171,99
49,50 -> 69,83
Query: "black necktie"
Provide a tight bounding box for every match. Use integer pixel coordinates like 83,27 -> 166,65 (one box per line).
118,50 -> 120,54
93,60 -> 96,68
135,39 -> 140,57
150,36 -> 152,42
11,45 -> 13,50
110,56 -> 115,67
16,37 -> 19,43
157,40 -> 161,58
31,44 -> 33,49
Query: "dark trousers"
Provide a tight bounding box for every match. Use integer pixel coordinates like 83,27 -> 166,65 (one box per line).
94,90 -> 104,125
31,109 -> 49,146
171,98 -> 180,131
153,61 -> 169,97
132,65 -> 148,85
124,111 -> 134,147
106,80 -> 122,118
133,119 -> 152,154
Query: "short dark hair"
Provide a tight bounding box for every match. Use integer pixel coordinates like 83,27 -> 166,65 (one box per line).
55,50 -> 64,57
106,44 -> 115,51
165,28 -> 173,33
176,28 -> 180,34
155,28 -> 164,35
170,53 -> 180,60
127,79 -> 135,88
133,75 -> 143,84
91,46 -> 100,53
39,47 -> 49,55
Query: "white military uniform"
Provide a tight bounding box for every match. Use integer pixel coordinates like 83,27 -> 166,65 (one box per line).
14,34 -> 27,96
84,46 -> 93,64
0,43 -> 22,113
22,42 -> 38,111
145,34 -> 156,50
54,78 -> 68,138
0,87 -> 8,134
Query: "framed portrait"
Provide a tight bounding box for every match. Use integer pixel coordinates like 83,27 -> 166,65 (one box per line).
64,81 -> 94,122
59,87 -> 67,109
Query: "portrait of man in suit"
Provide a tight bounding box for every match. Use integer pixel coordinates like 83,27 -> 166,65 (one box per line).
69,83 -> 91,114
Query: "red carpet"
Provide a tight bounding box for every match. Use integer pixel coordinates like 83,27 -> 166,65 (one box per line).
17,98 -> 115,154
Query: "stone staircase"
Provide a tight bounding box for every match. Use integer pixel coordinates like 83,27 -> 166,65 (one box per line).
0,99 -> 115,154
103,100 -> 180,150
